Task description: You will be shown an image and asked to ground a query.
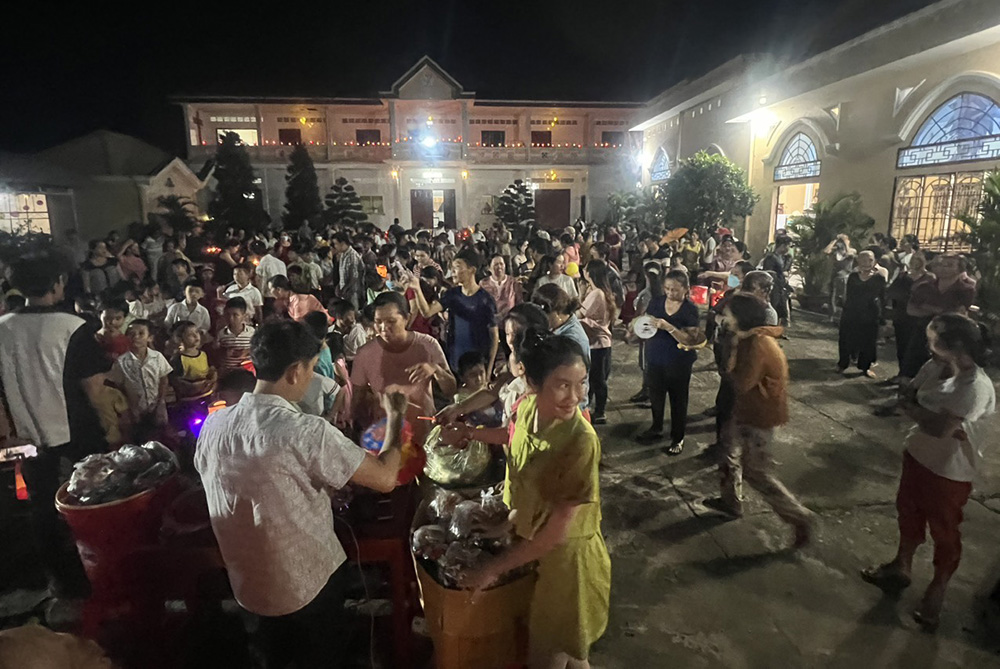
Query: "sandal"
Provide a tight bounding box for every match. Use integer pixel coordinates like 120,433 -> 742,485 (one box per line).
860,564 -> 912,594
666,439 -> 684,456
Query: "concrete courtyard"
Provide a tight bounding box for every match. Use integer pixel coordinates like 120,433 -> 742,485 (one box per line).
590,310 -> 1000,668
1,310 -> 998,668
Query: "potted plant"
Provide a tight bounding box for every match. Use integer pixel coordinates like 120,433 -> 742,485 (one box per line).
958,169 -> 1000,345
786,193 -> 874,313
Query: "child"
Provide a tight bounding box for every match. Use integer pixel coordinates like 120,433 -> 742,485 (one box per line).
329,299 -> 368,365
128,279 -> 167,324
215,368 -> 257,408
215,297 -> 255,373
359,303 -> 377,339
220,262 -> 264,324
170,320 -> 218,400
108,319 -> 173,437
326,331 -> 352,428
166,278 -> 213,344
303,311 -> 335,380
455,351 -> 502,427
97,300 -> 131,360
287,264 -> 310,295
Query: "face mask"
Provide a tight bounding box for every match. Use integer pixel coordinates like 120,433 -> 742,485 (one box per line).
727,273 -> 740,288
385,280 -> 396,291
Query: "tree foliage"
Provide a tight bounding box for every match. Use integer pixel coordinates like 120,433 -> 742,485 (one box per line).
282,145 -> 323,231
322,176 -> 368,228
495,179 -> 535,229
604,187 -> 665,239
786,192 -> 874,295
660,151 -> 757,234
207,131 -> 266,233
958,169 -> 1000,317
155,195 -> 199,234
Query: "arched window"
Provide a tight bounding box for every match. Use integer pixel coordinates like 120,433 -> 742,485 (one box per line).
774,132 -> 821,181
897,92 -> 1000,168
650,148 -> 671,182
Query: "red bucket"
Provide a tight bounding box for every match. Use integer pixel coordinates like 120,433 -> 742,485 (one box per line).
55,476 -> 183,603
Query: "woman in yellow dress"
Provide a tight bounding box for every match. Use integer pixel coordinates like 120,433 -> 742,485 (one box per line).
464,329 -> 611,669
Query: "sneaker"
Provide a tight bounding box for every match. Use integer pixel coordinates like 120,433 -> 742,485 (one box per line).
863,369 -> 878,379
666,439 -> 684,456
635,429 -> 663,444
591,415 -> 607,425
628,391 -> 649,403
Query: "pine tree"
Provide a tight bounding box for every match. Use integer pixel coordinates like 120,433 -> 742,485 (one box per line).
322,177 -> 368,228
282,145 -> 323,231
495,179 -> 535,230
208,131 -> 266,233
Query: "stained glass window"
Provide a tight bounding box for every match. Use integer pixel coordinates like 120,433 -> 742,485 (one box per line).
773,132 -> 821,181
650,148 -> 671,182
897,93 -> 1000,168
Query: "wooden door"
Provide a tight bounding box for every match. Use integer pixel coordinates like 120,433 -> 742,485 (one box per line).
410,189 -> 433,229
534,189 -> 571,230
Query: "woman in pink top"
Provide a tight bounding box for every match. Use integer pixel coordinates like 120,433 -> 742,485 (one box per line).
579,260 -> 617,424
350,291 -> 457,441
268,275 -> 328,322
117,239 -> 148,282
480,253 -> 522,320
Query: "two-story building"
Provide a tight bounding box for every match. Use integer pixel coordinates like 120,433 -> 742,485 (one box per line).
632,0 -> 1000,257
176,57 -> 642,232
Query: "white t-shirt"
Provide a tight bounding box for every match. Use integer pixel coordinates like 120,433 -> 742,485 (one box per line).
165,301 -> 212,334
299,373 -> 339,416
534,273 -> 579,299
195,393 -> 366,616
905,359 -> 996,482
223,283 -> 264,312
256,254 -> 287,292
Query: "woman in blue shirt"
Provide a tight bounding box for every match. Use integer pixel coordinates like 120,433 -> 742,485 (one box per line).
637,269 -> 703,454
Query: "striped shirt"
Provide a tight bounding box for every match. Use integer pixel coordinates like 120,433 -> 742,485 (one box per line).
217,325 -> 255,372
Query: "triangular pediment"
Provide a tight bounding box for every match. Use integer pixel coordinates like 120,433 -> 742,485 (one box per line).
384,56 -> 472,100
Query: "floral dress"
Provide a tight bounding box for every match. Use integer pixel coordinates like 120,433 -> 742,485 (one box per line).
503,394 -> 611,659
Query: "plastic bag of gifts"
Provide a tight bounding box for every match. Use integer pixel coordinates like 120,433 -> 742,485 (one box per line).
66,442 -> 178,505
411,485 -> 530,588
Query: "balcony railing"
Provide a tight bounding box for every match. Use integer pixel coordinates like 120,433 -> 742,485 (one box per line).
187,141 -> 623,166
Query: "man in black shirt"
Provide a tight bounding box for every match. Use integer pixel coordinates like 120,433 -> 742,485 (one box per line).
0,254 -> 110,602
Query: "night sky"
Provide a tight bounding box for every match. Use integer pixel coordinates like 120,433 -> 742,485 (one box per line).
1,0 -> 938,156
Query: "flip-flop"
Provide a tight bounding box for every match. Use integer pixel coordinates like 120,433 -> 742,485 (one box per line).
860,565 -> 912,594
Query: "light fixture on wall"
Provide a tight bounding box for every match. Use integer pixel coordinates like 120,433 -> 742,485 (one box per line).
391,169 -> 399,179
461,170 -> 468,180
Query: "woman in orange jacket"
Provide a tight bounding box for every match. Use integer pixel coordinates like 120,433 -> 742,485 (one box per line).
705,293 -> 815,549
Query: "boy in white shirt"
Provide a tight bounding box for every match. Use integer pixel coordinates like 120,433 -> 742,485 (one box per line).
166,278 -> 213,344
220,262 -> 264,324
108,319 -> 173,434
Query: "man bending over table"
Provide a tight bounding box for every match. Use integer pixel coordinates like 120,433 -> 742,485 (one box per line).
196,320 -> 405,668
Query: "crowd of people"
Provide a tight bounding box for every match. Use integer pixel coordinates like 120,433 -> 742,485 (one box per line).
0,212 -> 995,666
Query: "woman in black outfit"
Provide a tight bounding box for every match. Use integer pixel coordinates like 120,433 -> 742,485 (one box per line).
886,252 -> 929,382
637,270 -> 703,454
837,250 -> 886,378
